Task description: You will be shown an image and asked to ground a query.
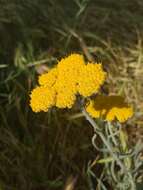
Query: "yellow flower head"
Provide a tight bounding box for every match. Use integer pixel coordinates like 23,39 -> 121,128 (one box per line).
30,86 -> 56,112
54,54 -> 85,108
38,67 -> 58,87
77,63 -> 106,97
56,54 -> 85,92
57,54 -> 85,71
86,95 -> 133,123
29,54 -> 107,112
56,87 -> 76,108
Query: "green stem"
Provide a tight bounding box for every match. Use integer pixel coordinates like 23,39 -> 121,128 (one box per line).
82,108 -> 125,171
82,107 -> 136,190
107,121 -> 118,146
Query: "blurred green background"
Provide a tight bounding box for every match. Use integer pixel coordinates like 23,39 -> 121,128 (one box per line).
0,0 -> 143,189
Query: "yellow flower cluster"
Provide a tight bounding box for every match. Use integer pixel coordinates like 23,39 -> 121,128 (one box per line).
39,67 -> 58,87
55,54 -> 85,108
30,86 -> 56,112
86,95 -> 133,122
78,63 -> 106,97
30,54 -> 106,112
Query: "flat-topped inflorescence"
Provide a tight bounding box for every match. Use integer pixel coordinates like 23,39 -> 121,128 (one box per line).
86,95 -> 133,123
30,54 -> 106,112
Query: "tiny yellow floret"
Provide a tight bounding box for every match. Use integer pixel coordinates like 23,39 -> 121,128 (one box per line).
30,86 -> 56,112
86,95 -> 133,122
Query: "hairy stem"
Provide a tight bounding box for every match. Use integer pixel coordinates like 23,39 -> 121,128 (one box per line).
82,107 -> 136,190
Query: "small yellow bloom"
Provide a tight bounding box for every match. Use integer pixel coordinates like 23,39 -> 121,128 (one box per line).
86,95 -> 133,122
56,54 -> 85,92
53,54 -> 85,108
77,63 -> 106,97
38,67 -> 58,87
29,54 -> 107,112
30,86 -> 56,112
57,54 -> 85,71
56,88 -> 76,108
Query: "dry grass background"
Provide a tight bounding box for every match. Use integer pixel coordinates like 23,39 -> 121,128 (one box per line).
0,0 -> 143,189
